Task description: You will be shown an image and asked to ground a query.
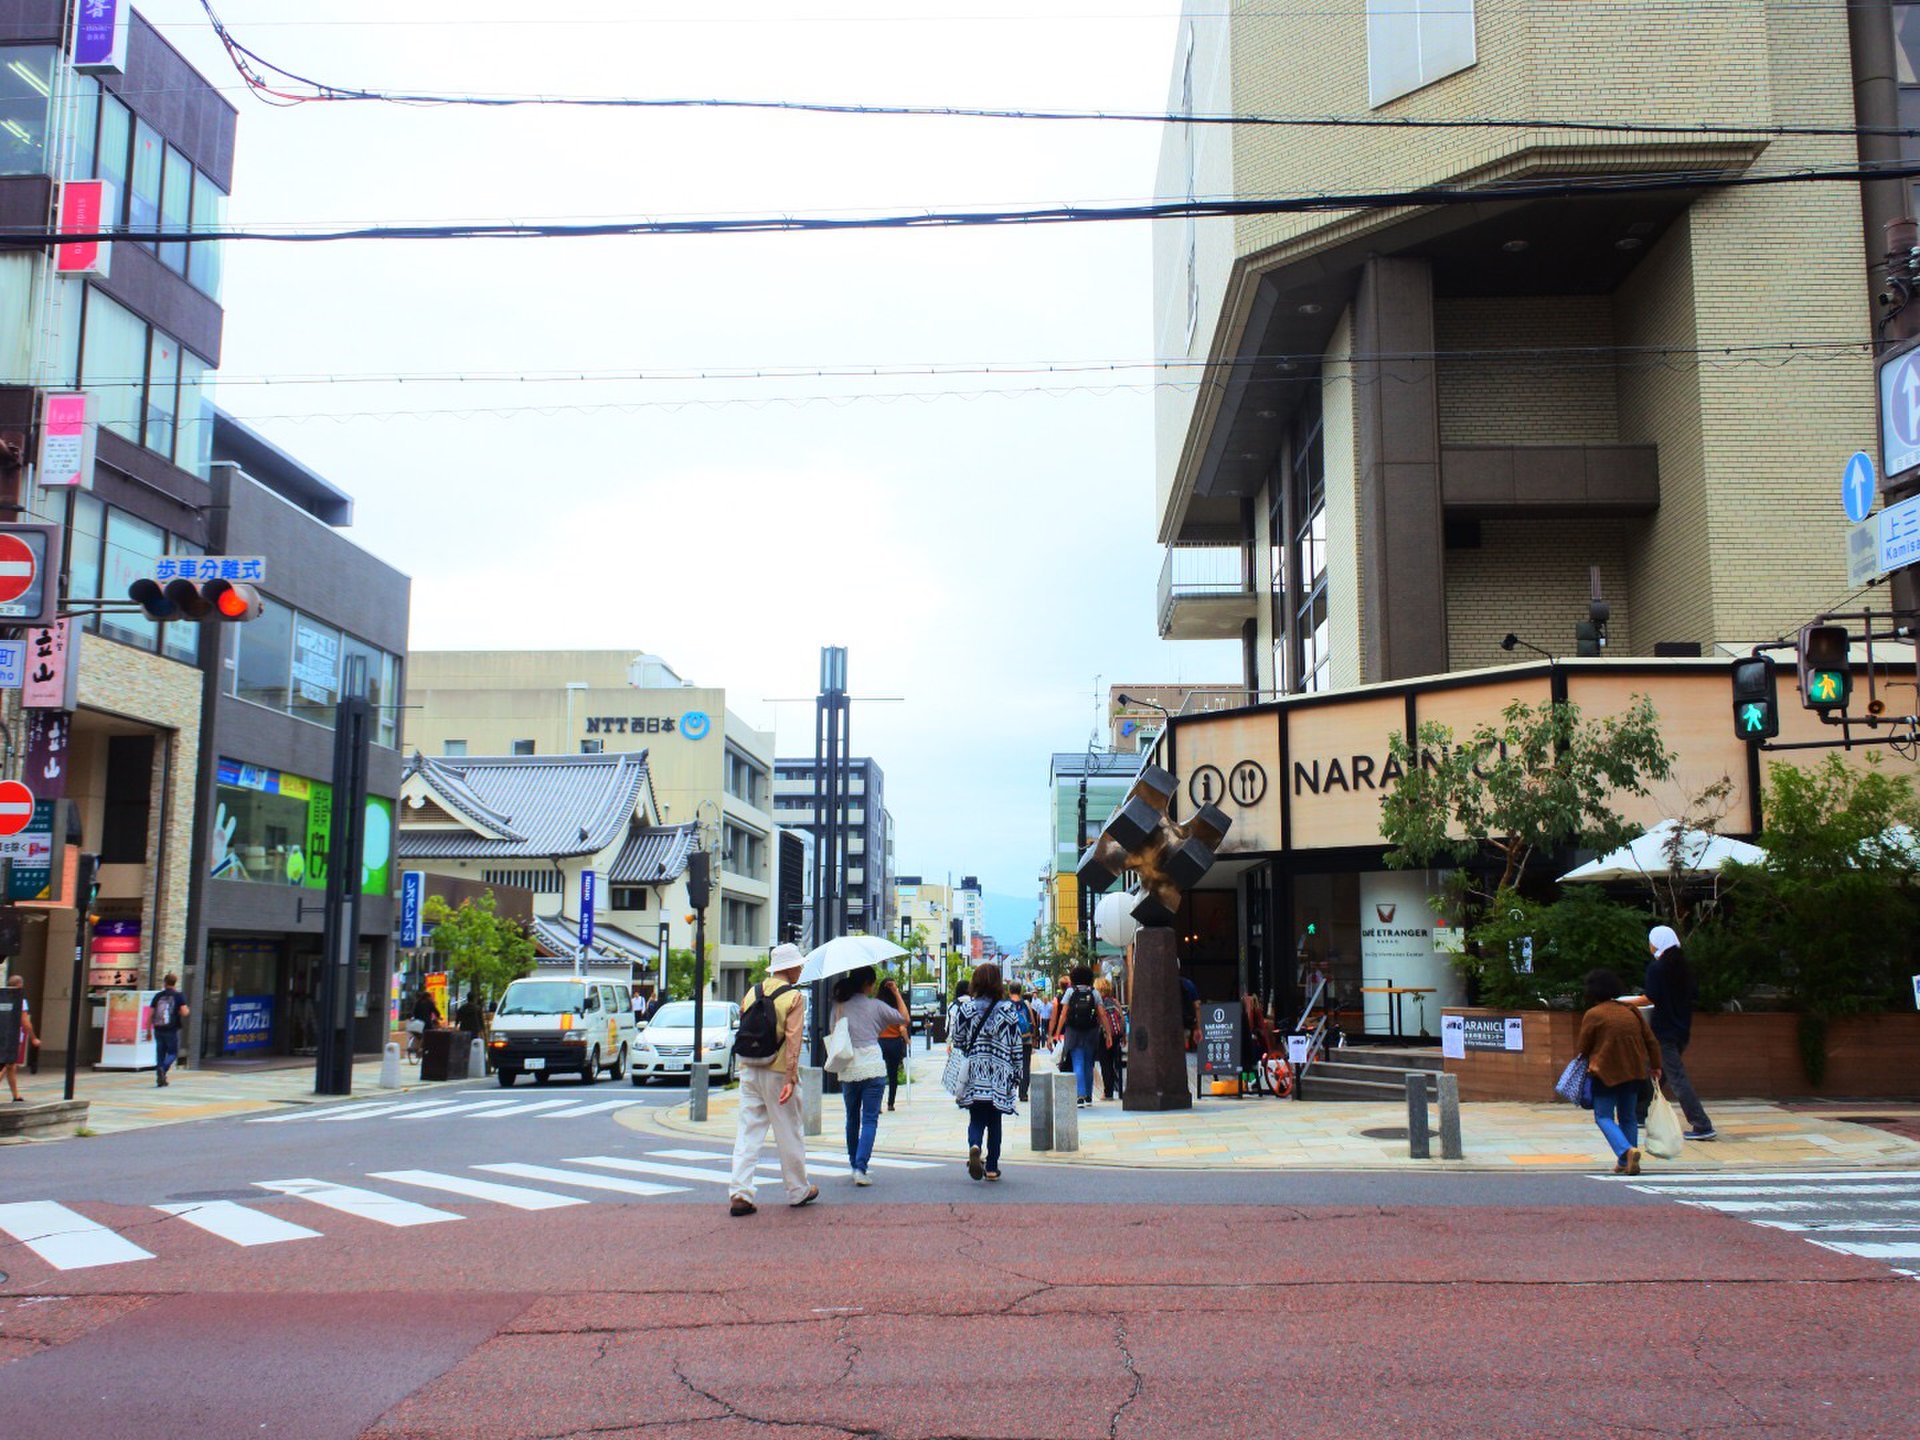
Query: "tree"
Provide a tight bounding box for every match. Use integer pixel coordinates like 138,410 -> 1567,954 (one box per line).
1380,696 -> 1675,903
422,893 -> 536,1003
1024,919 -> 1098,984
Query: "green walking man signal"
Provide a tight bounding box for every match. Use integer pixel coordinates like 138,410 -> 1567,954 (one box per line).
1730,656 -> 1779,743
1795,624 -> 1852,712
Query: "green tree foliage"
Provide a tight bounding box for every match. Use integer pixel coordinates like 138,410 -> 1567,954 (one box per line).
1381,696 -> 1675,901
1462,886 -> 1653,1010
1025,920 -> 1098,981
422,893 -> 536,1003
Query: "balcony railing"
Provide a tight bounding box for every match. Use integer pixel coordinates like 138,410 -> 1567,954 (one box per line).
1157,544 -> 1258,639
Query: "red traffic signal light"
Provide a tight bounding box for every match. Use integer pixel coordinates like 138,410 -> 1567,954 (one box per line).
209,579 -> 262,621
128,577 -> 263,622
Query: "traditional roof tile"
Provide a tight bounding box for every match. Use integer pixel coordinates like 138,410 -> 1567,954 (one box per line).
399,751 -> 650,861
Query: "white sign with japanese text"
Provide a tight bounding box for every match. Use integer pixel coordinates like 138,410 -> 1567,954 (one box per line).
153,556 -> 265,583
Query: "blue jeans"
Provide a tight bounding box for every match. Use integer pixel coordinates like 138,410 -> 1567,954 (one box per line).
1591,1077 -> 1642,1160
841,1076 -> 885,1173
967,1102 -> 1002,1172
1064,1028 -> 1099,1100
155,1028 -> 180,1080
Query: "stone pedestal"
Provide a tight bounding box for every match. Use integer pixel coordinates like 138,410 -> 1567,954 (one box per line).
1046,1073 -> 1079,1151
799,1066 -> 823,1136
1122,925 -> 1192,1112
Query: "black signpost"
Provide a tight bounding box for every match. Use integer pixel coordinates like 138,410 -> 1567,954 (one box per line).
1197,1001 -> 1241,1096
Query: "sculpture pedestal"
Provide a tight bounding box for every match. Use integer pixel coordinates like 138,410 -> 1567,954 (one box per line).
1122,925 -> 1191,1112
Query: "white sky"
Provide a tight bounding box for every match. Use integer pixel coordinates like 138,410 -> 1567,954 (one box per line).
141,0 -> 1241,940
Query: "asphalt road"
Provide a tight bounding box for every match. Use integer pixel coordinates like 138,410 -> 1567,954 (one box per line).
3,1082 -> 1917,1440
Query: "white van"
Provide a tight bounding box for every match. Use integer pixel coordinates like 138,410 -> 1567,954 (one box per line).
488,976 -> 634,1087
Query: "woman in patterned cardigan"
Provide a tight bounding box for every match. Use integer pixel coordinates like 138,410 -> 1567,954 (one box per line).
951,962 -> 1022,1181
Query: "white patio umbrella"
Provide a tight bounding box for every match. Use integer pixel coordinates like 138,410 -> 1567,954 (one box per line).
795,933 -> 909,985
1558,819 -> 1766,884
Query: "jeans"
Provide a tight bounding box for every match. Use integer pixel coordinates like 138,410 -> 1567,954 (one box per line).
878,1037 -> 907,1108
1062,1028 -> 1100,1100
1097,1034 -> 1122,1099
967,1102 -> 1003,1172
1657,1035 -> 1712,1132
1590,1077 -> 1642,1160
1017,1040 -> 1032,1101
155,1028 -> 180,1081
841,1076 -> 885,1173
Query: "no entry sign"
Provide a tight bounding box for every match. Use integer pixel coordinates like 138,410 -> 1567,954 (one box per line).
0,526 -> 61,624
0,533 -> 36,606
0,781 -> 36,837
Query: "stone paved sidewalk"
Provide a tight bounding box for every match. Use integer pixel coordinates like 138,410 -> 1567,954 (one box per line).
635,1051 -> 1920,1174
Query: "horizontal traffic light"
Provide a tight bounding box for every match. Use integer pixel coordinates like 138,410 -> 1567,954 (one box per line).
1729,656 -> 1779,743
128,577 -> 263,622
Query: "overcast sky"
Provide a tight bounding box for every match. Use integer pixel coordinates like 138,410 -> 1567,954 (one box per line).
144,0 -> 1241,940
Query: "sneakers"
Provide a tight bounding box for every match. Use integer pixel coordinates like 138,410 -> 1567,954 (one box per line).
853,1172 -> 873,1187
1684,1127 -> 1718,1141
967,1144 -> 985,1180
790,1185 -> 820,1208
729,1197 -> 757,1217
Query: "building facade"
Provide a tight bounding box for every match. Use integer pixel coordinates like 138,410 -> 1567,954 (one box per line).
771,755 -> 894,936
1043,752 -> 1146,942
1153,0 -> 1876,696
403,652 -> 776,995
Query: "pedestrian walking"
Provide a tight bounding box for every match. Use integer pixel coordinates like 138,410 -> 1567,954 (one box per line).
1049,965 -> 1114,1108
455,989 -> 484,1036
1639,925 -> 1716,1141
949,963 -> 1021,1181
1006,982 -> 1039,1102
406,988 -> 440,1062
831,966 -> 911,1184
3,974 -> 37,1102
1576,968 -> 1663,1175
150,972 -> 188,1087
631,986 -> 647,1028
944,980 -> 971,1045
875,977 -> 910,1112
728,944 -> 817,1216
1094,975 -> 1125,1100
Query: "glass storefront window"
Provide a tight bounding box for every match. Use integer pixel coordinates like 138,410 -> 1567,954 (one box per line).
0,46 -> 56,177
159,144 -> 191,273
99,508 -> 164,651
212,763 -> 315,886
144,330 -> 179,457
81,289 -> 146,440
234,597 -> 293,711
289,613 -> 341,728
129,118 -> 162,242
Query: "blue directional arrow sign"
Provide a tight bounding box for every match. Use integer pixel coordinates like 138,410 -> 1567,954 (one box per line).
1843,451 -> 1876,524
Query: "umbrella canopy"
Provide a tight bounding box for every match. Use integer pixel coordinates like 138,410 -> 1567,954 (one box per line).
1559,819 -> 1766,884
795,933 -> 909,985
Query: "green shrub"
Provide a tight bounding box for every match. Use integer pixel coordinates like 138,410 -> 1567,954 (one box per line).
1460,886 -> 1653,1010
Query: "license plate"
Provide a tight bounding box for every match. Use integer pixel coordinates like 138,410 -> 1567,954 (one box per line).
524,1057 -> 545,1071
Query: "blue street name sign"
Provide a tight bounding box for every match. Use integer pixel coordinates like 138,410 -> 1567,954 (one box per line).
0,640 -> 23,689
579,870 -> 596,950
398,870 -> 423,948
1843,450 -> 1876,524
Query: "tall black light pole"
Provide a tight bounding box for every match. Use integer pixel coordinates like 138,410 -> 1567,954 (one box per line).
809,646 -> 849,1069
687,850 -> 710,1076
316,656 -> 372,1096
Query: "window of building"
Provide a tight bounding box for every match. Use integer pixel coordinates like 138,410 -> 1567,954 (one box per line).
0,46 -> 56,176
78,289 -> 213,470
612,886 -> 648,911
98,507 -> 165,651
1367,0 -> 1476,108
128,118 -> 162,244
580,739 -> 604,754
96,90 -> 130,200
80,289 -> 146,441
721,897 -> 763,947
724,747 -> 767,808
443,740 -> 468,757
511,739 -> 536,756
1290,386 -> 1330,694
481,868 -> 560,895
176,351 -> 212,477
162,537 -> 201,664
159,144 -> 191,273
288,613 -> 341,727
234,596 -> 294,711
212,771 -> 309,885
189,175 -> 225,297
144,330 -> 179,456
63,72 -> 98,180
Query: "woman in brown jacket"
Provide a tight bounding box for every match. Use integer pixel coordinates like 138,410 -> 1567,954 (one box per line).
1576,968 -> 1663,1175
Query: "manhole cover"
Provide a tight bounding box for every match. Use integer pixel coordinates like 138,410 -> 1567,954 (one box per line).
164,1189 -> 258,1203
1360,1126 -> 1410,1141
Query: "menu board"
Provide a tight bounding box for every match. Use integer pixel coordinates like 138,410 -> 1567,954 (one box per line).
1198,1001 -> 1241,1079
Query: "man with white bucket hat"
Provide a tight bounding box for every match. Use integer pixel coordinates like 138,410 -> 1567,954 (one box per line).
728,944 -> 818,1216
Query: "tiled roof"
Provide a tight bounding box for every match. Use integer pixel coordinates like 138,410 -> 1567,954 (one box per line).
399,751 -> 650,861
530,915 -> 660,966
607,824 -> 699,885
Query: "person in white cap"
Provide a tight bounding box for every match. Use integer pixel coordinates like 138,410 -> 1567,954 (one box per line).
728,944 -> 818,1216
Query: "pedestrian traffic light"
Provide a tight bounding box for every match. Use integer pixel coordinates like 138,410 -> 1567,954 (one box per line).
1730,656 -> 1779,743
1795,624 -> 1852,711
127,577 -> 263,622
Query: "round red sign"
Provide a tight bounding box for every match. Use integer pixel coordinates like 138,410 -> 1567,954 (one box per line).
0,780 -> 36,837
0,533 -> 37,607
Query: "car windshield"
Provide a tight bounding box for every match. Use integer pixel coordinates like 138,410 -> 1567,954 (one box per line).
647,1003 -> 736,1029
497,981 -> 585,1016
909,986 -> 939,1005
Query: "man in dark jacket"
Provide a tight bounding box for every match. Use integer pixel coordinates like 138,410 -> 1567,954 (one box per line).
1643,925 -> 1715,1140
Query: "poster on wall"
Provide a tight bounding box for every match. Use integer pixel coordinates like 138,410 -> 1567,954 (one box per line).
1357,871 -> 1464,1037
224,995 -> 274,1053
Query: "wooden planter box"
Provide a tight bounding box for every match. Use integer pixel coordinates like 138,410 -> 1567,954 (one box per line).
1442,1008 -> 1920,1101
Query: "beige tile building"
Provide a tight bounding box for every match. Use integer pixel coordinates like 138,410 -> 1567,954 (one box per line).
1154,0 -> 1877,692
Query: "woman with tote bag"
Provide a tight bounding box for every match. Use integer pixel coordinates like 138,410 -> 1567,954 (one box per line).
947,963 -> 1022,1181
828,967 -> 910,1185
1575,968 -> 1663,1175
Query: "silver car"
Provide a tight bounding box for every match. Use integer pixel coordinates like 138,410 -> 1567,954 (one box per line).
630,1001 -> 740,1084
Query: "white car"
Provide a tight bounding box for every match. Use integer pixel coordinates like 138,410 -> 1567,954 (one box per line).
630,1001 -> 740,1084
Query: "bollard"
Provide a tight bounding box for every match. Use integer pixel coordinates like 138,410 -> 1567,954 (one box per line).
1030,1072 -> 1055,1152
689,1064 -> 710,1122
1048,1073 -> 1079,1153
799,1066 -> 823,1136
467,1039 -> 487,1081
1405,1072 -> 1431,1159
378,1043 -> 401,1089
1437,1072 -> 1463,1160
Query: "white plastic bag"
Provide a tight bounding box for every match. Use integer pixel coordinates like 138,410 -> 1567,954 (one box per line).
823,1016 -> 855,1075
1643,1080 -> 1684,1160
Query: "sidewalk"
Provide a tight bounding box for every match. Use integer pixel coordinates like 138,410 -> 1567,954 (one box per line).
633,1051 -> 1920,1173
8,1058 -> 460,1137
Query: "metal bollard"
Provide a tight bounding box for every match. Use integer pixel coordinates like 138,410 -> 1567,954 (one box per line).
799,1066 -> 823,1136
467,1039 -> 487,1081
1405,1072 -> 1431,1160
1030,1070 -> 1054,1152
1048,1073 -> 1079,1153
378,1043 -> 401,1089
1437,1072 -> 1463,1160
689,1064 -> 710,1122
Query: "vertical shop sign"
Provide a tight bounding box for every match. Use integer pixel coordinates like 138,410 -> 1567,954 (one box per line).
72,0 -> 128,74
398,870 -> 424,948
303,782 -> 333,890
7,801 -> 56,900
53,180 -> 113,276
37,393 -> 94,490
23,620 -> 78,710
24,710 -> 70,801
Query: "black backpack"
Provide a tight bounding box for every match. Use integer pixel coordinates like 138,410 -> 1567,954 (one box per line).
734,981 -> 795,1060
1065,986 -> 1099,1031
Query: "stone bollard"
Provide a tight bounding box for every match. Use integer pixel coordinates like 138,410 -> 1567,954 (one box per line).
1052,1075 -> 1082,1159
1437,1072 -> 1463,1160
467,1039 -> 487,1081
1030,1072 -> 1055,1152
689,1065 -> 710,1122
1405,1072 -> 1431,1160
800,1066 -> 823,1136
378,1043 -> 401,1089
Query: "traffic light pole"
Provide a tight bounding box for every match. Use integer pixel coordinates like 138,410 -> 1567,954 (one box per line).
1738,606 -> 1920,752
61,852 -> 98,1102
315,675 -> 372,1097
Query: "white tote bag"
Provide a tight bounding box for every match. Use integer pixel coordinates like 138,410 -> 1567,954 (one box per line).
1643,1080 -> 1684,1160
823,1016 -> 855,1075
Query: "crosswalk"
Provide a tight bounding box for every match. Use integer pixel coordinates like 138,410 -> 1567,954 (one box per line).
245,1093 -> 646,1125
1608,1169 -> 1920,1280
0,1148 -> 939,1274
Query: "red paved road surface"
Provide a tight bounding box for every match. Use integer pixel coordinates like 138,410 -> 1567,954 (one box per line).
4,1203 -> 1917,1438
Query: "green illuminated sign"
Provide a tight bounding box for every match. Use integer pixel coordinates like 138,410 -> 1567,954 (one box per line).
1739,702 -> 1770,734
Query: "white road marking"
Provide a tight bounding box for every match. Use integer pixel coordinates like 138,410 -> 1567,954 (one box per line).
537,1098 -> 643,1118
156,1201 -> 321,1246
476,1162 -> 686,1197
1616,1170 -> 1920,1184
1813,1241 -> 1920,1261
0,1201 -> 154,1270
1629,1183 -> 1920,1198
808,1153 -> 936,1170
391,1099 -> 527,1121
250,1101 -> 416,1124
370,1170 -> 587,1211
471,1098 -> 582,1118
255,1179 -> 460,1227
1754,1219 -> 1920,1233
1677,1198 -> 1920,1214
646,1149 -> 851,1178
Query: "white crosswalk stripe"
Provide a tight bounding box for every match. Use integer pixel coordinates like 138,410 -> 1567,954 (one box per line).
369,1169 -> 588,1210
255,1178 -> 462,1227
246,1092 -> 636,1124
1606,1170 -> 1920,1279
476,1162 -> 688,1198
0,1200 -> 154,1271
156,1200 -> 321,1246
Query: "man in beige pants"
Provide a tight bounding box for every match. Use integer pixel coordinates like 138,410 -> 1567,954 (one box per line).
729,944 -> 818,1216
